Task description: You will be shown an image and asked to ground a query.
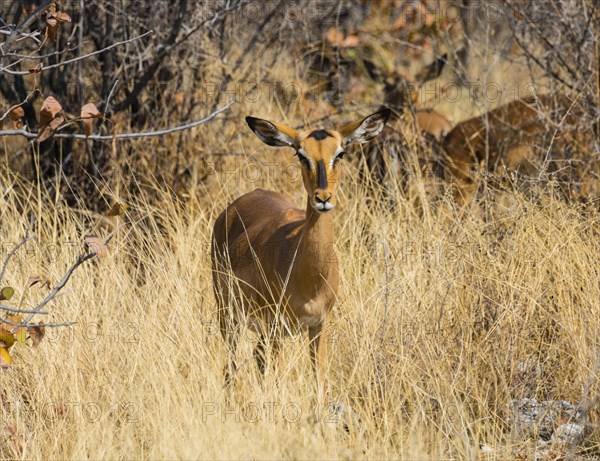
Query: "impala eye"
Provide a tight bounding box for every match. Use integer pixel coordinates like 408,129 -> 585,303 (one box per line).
333,151 -> 346,165
295,151 -> 310,168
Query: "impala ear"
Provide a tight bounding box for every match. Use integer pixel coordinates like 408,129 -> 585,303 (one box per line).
246,116 -> 298,148
340,108 -> 392,146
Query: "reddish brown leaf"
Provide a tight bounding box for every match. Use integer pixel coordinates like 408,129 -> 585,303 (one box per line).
80,103 -> 100,137
37,96 -> 63,143
39,96 -> 62,125
56,12 -> 71,23
28,325 -> 45,347
10,107 -> 24,129
340,35 -> 360,48
84,235 -> 109,259
45,23 -> 58,44
43,4 -> 70,44
326,27 -> 344,45
36,116 -> 64,143
5,315 -> 22,324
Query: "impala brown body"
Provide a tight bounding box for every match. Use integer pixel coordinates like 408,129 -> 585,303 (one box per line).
358,78 -> 451,203
440,93 -> 598,204
211,109 -> 391,394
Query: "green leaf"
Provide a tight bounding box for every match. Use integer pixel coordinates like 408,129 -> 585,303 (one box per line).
0,287 -> 15,301
0,330 -> 15,349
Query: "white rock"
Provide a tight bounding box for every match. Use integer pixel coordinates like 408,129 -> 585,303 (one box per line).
552,422 -> 584,445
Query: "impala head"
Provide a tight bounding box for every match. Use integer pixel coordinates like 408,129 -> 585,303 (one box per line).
246,108 -> 391,212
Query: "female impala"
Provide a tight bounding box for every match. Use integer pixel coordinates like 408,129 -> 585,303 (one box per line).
211,108 -> 391,394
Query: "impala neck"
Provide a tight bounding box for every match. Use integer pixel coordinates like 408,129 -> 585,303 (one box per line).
297,198 -> 335,275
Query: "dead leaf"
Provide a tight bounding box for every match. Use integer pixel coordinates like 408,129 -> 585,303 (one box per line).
36,115 -> 63,143
106,202 -> 128,217
6,315 -> 22,324
28,325 -> 45,347
326,27 -> 344,45
44,4 -> 71,44
84,235 -> 109,259
36,96 -> 63,143
39,96 -> 62,125
340,35 -> 360,48
56,11 -> 71,23
80,103 -> 100,137
0,287 -> 14,301
10,107 -> 24,129
4,316 -> 26,345
27,274 -> 44,288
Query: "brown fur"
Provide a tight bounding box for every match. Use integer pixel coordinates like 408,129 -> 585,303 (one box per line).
212,109 -> 390,396
439,94 -> 598,205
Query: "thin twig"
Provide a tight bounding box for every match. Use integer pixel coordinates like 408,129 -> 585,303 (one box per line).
0,44 -> 81,60
0,317 -> 76,328
0,31 -> 153,75
0,0 -> 53,54
113,1 -> 247,112
0,236 -> 35,284
0,304 -> 48,314
0,100 -> 234,141
98,79 -> 120,134
0,88 -> 40,123
21,252 -> 96,324
22,223 -> 126,325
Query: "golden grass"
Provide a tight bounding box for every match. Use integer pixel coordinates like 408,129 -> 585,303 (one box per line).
1,132 -> 599,460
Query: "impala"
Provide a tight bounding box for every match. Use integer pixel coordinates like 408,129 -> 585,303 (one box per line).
359,76 -> 451,201
439,93 -> 596,204
211,108 -> 391,396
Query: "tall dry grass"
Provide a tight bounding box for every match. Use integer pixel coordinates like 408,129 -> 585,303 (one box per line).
1,124 -> 599,459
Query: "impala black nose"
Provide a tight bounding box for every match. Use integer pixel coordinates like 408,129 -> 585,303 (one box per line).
315,194 -> 331,204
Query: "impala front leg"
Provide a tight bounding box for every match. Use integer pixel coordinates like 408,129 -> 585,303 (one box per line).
308,314 -> 331,403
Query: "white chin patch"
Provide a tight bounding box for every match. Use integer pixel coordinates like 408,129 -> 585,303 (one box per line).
314,202 -> 334,212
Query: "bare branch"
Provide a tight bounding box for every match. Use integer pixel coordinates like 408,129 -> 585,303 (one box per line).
0,317 -> 76,328
0,45 -> 81,60
114,1 -> 247,113
0,100 -> 233,141
0,304 -> 48,314
0,0 -> 53,54
21,252 -> 96,325
0,31 -> 153,75
0,235 -> 35,284
21,223 -> 125,325
0,88 -> 39,123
